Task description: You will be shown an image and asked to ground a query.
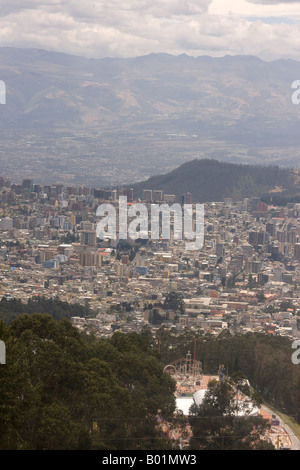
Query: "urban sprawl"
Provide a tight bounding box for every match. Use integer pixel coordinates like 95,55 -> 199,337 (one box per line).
0,176 -> 300,344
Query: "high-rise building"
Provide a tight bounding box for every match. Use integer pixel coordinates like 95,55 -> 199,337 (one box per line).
248,231 -> 257,245
287,229 -> 297,245
153,190 -> 163,202
79,252 -> 102,267
115,263 -> 124,277
251,260 -> 261,273
216,243 -> 224,257
180,192 -> 192,205
164,194 -> 176,203
81,231 -> 96,246
266,222 -> 276,237
186,192 -> 192,204
22,179 -> 33,191
294,243 -> 300,260
258,272 -> 269,284
273,267 -> 283,282
111,190 -> 118,201
257,231 -> 266,245
277,230 -> 286,243
143,189 -> 152,202
93,188 -> 105,199
248,231 -> 265,246
119,187 -> 134,202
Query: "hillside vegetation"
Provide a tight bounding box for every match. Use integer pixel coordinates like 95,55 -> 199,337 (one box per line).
132,159 -> 297,203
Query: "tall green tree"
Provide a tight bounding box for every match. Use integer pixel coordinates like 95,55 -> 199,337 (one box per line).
188,378 -> 274,450
0,315 -> 176,450
163,292 -> 185,315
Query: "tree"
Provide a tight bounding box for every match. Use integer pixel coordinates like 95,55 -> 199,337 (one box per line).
188,378 -> 274,450
0,315 -> 176,450
257,290 -> 266,303
163,292 -> 185,315
248,274 -> 257,289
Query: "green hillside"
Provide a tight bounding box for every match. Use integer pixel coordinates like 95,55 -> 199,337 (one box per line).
132,159 -> 296,203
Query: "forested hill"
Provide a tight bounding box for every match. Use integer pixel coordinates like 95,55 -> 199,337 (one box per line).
131,159 -> 297,203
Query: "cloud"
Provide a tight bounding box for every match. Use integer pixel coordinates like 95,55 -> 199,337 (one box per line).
0,0 -> 212,19
247,0 -> 300,4
0,0 -> 299,60
0,0 -> 62,17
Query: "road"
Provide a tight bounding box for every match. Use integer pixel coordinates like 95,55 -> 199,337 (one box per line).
261,405 -> 300,450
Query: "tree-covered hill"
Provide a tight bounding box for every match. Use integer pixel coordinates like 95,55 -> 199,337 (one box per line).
0,314 -> 176,450
0,296 -> 96,324
131,159 -> 297,203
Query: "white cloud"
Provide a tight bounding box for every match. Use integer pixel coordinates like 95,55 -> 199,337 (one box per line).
0,0 -> 299,60
210,0 -> 300,18
248,1 -> 300,4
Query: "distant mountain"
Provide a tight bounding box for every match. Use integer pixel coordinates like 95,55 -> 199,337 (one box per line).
1,48 -> 300,186
131,159 -> 298,203
1,48 -> 300,133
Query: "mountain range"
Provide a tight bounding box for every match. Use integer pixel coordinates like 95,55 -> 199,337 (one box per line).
0,48 -> 300,186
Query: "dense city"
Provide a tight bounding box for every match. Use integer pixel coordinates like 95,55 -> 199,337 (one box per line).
0,176 -> 300,342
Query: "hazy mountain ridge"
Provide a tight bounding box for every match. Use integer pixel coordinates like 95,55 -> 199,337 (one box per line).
1,48 -> 300,186
1,48 -> 300,129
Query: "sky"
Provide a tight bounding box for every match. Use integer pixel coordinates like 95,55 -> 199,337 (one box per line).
1,0 -> 300,61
